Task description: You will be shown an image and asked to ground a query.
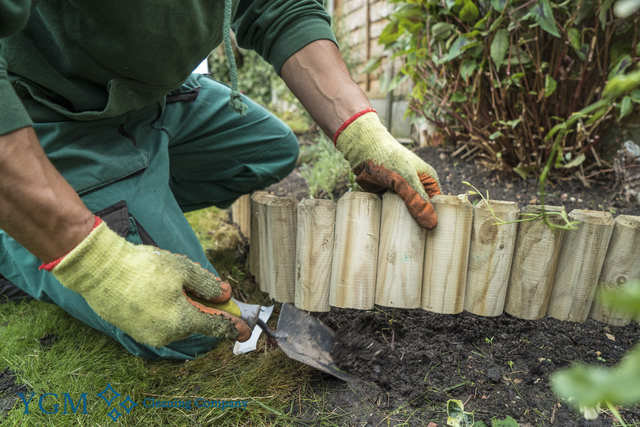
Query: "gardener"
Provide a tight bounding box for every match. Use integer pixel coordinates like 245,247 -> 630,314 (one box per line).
0,0 -> 441,359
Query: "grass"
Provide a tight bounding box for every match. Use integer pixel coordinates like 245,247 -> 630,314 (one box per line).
0,207 -> 320,426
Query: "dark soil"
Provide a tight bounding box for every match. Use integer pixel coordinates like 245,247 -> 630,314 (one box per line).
268,143 -> 639,216
416,146 -> 639,216
313,308 -> 640,426
0,368 -> 28,420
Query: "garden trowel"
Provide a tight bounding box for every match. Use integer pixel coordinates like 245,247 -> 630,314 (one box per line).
256,303 -> 353,382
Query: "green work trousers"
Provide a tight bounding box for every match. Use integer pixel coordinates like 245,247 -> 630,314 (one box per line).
0,74 -> 299,359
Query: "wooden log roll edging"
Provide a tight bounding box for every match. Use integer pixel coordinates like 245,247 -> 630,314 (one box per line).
547,210 -> 615,322
233,192 -> 640,325
464,200 -> 519,317
375,192 -> 426,308
295,199 -> 336,312
589,215 -> 640,326
504,205 -> 567,320
421,194 -> 473,314
250,192 -> 297,303
329,192 -> 382,309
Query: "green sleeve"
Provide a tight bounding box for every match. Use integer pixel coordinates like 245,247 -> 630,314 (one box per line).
0,0 -> 33,136
232,0 -> 337,75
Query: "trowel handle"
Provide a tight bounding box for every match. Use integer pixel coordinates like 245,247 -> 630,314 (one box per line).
256,318 -> 277,338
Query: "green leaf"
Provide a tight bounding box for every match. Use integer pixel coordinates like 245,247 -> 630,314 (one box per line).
362,57 -> 383,74
599,0 -> 614,29
603,69 -> 640,99
491,0 -> 507,12
513,164 -> 529,179
630,89 -> 640,103
620,96 -> 633,120
490,29 -> 509,69
447,399 -> 475,427
451,91 -> 467,102
432,22 -> 455,40
561,152 -> 585,168
436,36 -> 469,64
551,344 -> 640,407
608,54 -> 633,80
460,59 -> 478,82
528,0 -> 561,38
489,131 -> 504,140
600,279 -> 640,316
544,74 -> 557,97
507,46 -> 531,65
566,27 -> 586,59
459,0 -> 480,23
491,416 -> 519,427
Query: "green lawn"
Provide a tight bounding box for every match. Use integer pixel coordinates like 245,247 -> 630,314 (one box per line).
0,207 -> 336,427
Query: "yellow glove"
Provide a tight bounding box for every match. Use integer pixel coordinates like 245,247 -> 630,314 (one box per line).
334,110 -> 442,229
42,218 -> 251,348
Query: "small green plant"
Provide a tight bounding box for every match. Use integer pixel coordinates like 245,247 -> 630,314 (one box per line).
446,399 -> 520,426
462,180 -> 579,230
298,136 -> 357,199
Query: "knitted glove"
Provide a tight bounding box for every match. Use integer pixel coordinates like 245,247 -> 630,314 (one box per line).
334,110 -> 442,229
42,218 -> 251,348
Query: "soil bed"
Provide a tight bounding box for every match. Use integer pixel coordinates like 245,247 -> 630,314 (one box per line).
268,143 -> 639,216
266,140 -> 639,425
314,308 -> 640,426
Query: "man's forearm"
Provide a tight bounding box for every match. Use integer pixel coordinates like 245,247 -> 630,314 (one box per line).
280,40 -> 371,138
0,127 -> 94,262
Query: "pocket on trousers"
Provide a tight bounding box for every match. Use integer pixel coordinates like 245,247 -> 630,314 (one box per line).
95,201 -> 156,246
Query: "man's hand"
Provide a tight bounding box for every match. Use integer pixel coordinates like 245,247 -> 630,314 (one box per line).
335,111 -> 441,229
280,41 -> 441,228
46,218 -> 251,347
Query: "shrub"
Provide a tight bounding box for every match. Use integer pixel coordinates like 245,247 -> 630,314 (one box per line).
378,0 -> 640,178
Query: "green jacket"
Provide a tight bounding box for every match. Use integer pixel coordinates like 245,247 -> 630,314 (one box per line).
0,0 -> 335,136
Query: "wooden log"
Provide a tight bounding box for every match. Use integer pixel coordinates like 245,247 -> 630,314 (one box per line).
329,192 -> 382,309
547,210 -> 614,322
504,205 -> 567,320
375,192 -> 426,308
261,194 -> 297,303
295,199 -> 337,312
421,195 -> 473,314
464,200 -> 519,316
231,194 -> 251,238
590,215 -> 640,326
250,192 -> 269,293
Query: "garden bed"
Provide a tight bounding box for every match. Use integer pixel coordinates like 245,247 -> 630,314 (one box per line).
262,139 -> 640,425
313,307 -> 640,426
269,144 -> 639,216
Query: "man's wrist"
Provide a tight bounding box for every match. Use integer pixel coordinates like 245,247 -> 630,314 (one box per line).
332,107 -> 377,146
39,216 -> 102,270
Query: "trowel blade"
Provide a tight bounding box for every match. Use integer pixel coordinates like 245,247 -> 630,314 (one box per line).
274,303 -> 353,382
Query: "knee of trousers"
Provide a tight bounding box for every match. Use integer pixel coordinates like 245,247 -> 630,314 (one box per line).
271,129 -> 299,181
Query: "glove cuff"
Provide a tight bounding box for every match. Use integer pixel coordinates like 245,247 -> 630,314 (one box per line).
332,107 -> 377,145
39,216 -> 103,271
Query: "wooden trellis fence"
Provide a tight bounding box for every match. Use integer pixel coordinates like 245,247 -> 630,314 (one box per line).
230,191 -> 640,326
